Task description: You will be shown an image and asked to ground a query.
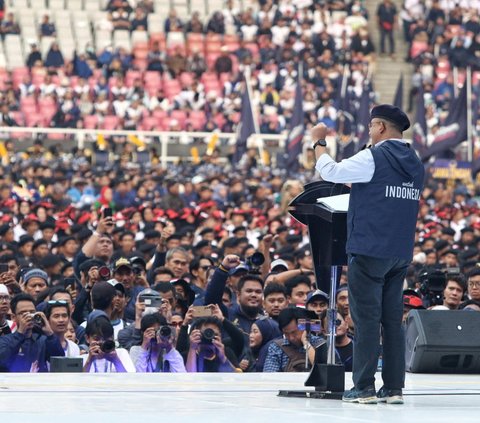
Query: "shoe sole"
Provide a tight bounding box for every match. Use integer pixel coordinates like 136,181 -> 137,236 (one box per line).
377,396 -> 404,404
387,396 -> 404,405
343,396 -> 378,404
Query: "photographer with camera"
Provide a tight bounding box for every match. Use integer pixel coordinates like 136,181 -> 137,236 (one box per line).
83,314 -> 135,372
70,258 -> 108,325
73,214 -> 115,279
0,293 -> 64,372
130,312 -> 186,372
186,316 -> 238,372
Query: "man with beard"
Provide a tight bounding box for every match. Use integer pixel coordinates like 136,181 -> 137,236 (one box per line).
204,255 -> 264,335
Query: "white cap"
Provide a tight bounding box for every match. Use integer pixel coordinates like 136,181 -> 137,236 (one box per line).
0,284 -> 9,295
270,259 -> 289,272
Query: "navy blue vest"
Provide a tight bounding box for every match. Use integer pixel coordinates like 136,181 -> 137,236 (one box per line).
346,140 -> 425,261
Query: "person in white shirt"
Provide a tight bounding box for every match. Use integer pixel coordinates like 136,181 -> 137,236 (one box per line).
45,300 -> 80,358
83,314 -> 135,372
130,313 -> 186,373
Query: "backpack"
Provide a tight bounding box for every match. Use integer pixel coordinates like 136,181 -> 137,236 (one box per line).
273,339 -> 309,372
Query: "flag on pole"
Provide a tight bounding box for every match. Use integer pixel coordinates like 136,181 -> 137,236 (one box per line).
393,73 -> 403,109
421,83 -> 468,161
234,77 -> 256,163
356,80 -> 372,150
127,134 -> 146,149
206,132 -> 219,156
412,83 -> 427,157
97,133 -> 107,150
285,76 -> 305,173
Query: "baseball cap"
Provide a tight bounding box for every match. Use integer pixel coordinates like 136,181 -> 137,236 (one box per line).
107,278 -> 125,294
113,257 -> 133,272
270,259 -> 289,272
306,289 -> 329,305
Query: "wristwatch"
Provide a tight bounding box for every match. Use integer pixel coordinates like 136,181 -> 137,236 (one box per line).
313,139 -> 327,149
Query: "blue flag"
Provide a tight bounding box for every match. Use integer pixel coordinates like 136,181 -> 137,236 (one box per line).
393,73 -> 403,109
336,86 -> 356,160
285,78 -> 305,173
356,80 -> 372,150
234,79 -> 256,163
412,83 -> 427,157
421,83 -> 468,161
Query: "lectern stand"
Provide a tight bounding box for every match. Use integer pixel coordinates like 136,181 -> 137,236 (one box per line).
278,181 -> 350,400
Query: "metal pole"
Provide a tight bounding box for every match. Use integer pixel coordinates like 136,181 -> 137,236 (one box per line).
327,266 -> 338,365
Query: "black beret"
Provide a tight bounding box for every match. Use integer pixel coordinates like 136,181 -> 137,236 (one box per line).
32,239 -> 48,250
441,227 -> 455,236
371,104 -> 410,132
39,221 -> 56,231
79,258 -> 106,274
194,240 -> 210,249
57,236 -> 76,247
19,235 -> 35,247
0,224 -> 11,237
40,253 -> 63,268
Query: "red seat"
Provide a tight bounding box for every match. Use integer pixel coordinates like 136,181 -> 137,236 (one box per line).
179,72 -> 194,87
213,113 -> 226,129
170,110 -> 187,128
21,103 -> 38,115
83,115 -> 99,129
163,80 -> 181,99
189,110 -> 206,130
141,116 -> 158,130
25,112 -> 44,127
41,105 -> 57,123
102,115 -> 120,130
187,33 -> 205,56
38,97 -> 56,108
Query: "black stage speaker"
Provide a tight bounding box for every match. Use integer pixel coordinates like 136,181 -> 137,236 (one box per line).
405,310 -> 480,373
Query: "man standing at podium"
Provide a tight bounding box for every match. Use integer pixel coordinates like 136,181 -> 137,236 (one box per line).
311,105 -> 424,404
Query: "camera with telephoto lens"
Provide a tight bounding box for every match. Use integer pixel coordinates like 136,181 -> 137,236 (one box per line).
100,340 -> 116,353
98,266 -> 111,281
200,328 -> 216,344
245,252 -> 265,274
157,325 -> 172,340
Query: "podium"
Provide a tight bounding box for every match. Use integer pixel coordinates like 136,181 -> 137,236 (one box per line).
279,181 -> 350,400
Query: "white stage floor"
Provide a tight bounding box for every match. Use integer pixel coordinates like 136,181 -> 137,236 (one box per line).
0,372 -> 479,423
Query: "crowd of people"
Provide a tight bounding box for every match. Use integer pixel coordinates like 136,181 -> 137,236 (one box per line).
0,0 -> 377,137
401,0 -> 480,142
0,132 -> 478,373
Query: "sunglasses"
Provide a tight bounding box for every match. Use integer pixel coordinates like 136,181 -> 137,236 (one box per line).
47,300 -> 68,305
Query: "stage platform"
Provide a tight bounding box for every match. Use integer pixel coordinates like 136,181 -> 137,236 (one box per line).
0,372 -> 479,422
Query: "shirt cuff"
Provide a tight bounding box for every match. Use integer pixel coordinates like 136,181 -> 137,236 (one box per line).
315,153 -> 334,173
